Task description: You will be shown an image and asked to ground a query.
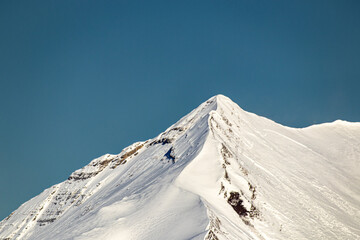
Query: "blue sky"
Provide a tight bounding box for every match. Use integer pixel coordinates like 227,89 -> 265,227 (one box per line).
0,0 -> 359,219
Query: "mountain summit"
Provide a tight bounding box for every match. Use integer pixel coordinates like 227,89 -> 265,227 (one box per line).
1,95 -> 360,240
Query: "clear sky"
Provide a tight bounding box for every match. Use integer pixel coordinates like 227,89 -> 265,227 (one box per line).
1,0 -> 359,219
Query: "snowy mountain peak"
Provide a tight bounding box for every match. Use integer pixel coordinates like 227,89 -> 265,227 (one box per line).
1,95 -> 360,240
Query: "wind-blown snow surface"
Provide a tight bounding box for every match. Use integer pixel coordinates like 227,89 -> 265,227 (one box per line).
1,95 -> 360,240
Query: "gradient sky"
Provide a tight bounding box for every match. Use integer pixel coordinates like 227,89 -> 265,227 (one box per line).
1,0 -> 359,219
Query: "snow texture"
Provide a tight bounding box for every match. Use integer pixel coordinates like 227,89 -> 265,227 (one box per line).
1,95 -> 360,240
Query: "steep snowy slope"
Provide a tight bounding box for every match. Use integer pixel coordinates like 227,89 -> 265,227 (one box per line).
1,95 -> 359,240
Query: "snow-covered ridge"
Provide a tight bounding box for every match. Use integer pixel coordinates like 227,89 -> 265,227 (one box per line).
1,95 -> 359,240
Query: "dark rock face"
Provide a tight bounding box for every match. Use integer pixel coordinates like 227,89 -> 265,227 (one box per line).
206,230 -> 219,240
164,147 -> 176,163
149,138 -> 172,146
227,192 -> 248,217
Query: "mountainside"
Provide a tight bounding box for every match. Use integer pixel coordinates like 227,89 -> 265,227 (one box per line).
1,95 -> 360,240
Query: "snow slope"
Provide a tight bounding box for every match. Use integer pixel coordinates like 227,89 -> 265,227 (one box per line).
1,95 -> 359,240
